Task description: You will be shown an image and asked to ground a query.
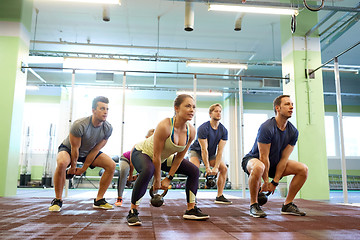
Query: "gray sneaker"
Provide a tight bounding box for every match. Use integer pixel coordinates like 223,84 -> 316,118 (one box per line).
281,202 -> 306,216
214,195 -> 232,204
250,203 -> 267,218
126,209 -> 142,226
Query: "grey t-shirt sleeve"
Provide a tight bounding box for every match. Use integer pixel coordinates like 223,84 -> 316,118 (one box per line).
70,117 -> 88,137
104,123 -> 113,140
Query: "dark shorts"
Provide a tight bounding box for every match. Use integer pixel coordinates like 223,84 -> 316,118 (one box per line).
189,150 -> 216,164
241,155 -> 276,179
58,144 -> 102,169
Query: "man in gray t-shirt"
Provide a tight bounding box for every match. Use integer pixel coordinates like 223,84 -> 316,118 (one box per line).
49,96 -> 116,212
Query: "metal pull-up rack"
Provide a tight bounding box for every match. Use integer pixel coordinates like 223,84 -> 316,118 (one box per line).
307,40 -> 360,204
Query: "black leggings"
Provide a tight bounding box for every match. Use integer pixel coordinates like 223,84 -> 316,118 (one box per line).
131,148 -> 199,205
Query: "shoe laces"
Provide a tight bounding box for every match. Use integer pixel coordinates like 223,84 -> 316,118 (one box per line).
51,198 -> 62,206
130,209 -> 139,216
193,206 -> 202,213
96,198 -> 107,205
252,203 -> 262,211
287,202 -> 299,212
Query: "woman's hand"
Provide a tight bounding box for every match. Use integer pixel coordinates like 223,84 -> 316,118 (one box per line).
161,177 -> 171,190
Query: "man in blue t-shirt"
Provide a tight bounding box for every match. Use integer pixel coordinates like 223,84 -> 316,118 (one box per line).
242,95 -> 308,218
190,103 -> 231,204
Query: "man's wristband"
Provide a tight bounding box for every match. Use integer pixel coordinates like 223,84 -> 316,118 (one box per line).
166,174 -> 174,181
271,180 -> 279,186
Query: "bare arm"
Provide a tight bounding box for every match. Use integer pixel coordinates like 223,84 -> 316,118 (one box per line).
128,145 -> 136,181
162,125 -> 195,189
213,139 -> 227,173
76,139 -> 108,175
258,142 -> 271,188
153,119 -> 171,189
198,138 -> 211,175
128,162 -> 135,181
269,144 -> 294,193
68,133 -> 81,174
169,125 -> 195,177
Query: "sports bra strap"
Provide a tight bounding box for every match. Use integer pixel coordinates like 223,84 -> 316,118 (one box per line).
170,117 -> 189,145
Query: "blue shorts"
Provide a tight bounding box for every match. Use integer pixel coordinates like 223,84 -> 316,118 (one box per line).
58,144 -> 102,169
242,155 -> 277,179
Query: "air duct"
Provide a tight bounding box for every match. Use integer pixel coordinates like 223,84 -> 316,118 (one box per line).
184,1 -> 194,31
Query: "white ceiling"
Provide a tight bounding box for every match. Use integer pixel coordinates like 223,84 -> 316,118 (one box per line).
27,0 -> 360,93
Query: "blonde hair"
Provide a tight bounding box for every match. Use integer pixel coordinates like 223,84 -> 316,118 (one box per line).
209,103 -> 222,114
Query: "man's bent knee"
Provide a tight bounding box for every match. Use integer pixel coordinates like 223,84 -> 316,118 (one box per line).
249,161 -> 265,178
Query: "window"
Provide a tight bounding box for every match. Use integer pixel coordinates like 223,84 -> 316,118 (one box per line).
243,113 -> 269,154
22,103 -> 60,154
343,116 -> 360,156
324,115 -> 336,156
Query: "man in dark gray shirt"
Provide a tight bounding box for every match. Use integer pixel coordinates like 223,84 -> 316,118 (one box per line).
49,96 -> 116,212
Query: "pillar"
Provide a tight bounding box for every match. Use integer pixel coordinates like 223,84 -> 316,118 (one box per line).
0,0 -> 33,196
280,10 -> 329,200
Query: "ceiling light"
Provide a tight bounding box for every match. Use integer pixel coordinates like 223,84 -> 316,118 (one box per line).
187,61 -> 248,69
45,0 -> 121,4
209,4 -> 298,16
63,58 -> 128,71
177,91 -> 223,97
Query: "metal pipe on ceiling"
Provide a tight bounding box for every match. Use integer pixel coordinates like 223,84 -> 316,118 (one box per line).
174,0 -> 360,12
22,66 -> 288,80
30,40 -> 255,55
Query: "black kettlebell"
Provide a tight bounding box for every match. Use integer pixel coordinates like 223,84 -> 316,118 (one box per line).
258,191 -> 271,206
149,187 -> 168,207
65,168 -> 74,179
206,175 -> 217,188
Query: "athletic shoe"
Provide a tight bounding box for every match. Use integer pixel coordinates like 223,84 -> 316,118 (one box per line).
127,209 -> 142,226
214,195 -> 232,204
183,206 -> 210,220
281,202 -> 306,216
249,203 -> 267,218
115,197 -> 123,207
93,198 -> 113,209
49,198 -> 63,212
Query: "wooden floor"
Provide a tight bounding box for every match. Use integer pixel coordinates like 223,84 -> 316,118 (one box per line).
1,189 -> 360,239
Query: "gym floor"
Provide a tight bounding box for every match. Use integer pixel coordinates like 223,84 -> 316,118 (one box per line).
1,188 -> 359,239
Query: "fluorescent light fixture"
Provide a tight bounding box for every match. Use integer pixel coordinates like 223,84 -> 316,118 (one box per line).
26,86 -> 39,91
187,61 -> 248,69
45,0 -> 121,4
28,56 -> 64,64
177,91 -> 223,97
209,4 -> 298,16
322,68 -> 359,74
63,57 -> 128,71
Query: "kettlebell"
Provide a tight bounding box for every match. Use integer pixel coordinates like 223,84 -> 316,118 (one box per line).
206,175 -> 217,188
149,187 -> 168,207
258,191 -> 271,206
65,168 -> 74,179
